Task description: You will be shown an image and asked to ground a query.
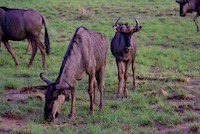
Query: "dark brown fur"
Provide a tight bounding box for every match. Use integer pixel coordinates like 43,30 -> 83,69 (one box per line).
0,7 -> 50,68
111,17 -> 142,98
38,26 -> 107,121
176,0 -> 200,32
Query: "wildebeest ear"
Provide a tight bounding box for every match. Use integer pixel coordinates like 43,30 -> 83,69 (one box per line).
33,85 -> 48,90
175,0 -> 180,3
113,26 -> 119,32
53,89 -> 65,98
58,89 -> 65,95
132,25 -> 142,33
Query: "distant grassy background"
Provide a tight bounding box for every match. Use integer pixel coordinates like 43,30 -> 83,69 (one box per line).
0,0 -> 200,133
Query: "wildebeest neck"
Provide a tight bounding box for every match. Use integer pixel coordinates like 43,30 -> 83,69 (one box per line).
55,27 -> 88,86
1,9 -> 27,40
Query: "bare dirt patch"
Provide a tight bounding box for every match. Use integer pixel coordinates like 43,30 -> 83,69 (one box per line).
5,86 -> 44,103
0,86 -> 44,129
157,77 -> 200,133
1,86 -> 85,131
158,122 -> 200,134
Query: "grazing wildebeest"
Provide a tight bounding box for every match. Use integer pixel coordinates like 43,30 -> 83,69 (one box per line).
111,17 -> 142,98
37,26 -> 107,121
0,7 -> 50,68
176,0 -> 200,32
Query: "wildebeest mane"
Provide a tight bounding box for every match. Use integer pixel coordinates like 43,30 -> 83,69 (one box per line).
55,26 -> 88,83
0,7 -> 25,11
0,7 -> 11,11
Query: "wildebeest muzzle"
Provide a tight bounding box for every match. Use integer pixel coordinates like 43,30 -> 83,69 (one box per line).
124,46 -> 131,53
44,112 -> 54,122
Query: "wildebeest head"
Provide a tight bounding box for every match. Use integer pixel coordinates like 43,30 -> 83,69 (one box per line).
38,73 -> 69,122
176,0 -> 191,16
113,17 -> 142,52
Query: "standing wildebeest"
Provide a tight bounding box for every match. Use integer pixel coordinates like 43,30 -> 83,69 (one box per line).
37,26 -> 107,121
0,7 -> 50,68
176,0 -> 200,32
111,17 -> 142,98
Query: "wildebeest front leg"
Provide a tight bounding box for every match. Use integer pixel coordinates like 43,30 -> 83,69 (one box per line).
3,40 -> 19,65
124,62 -> 130,98
88,72 -> 95,115
132,59 -> 136,91
37,41 -> 46,68
0,36 -> 1,49
193,14 -> 200,32
68,87 -> 76,119
28,39 -> 38,67
116,60 -> 125,99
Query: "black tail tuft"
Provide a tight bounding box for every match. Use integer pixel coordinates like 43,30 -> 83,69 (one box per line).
42,16 -> 50,55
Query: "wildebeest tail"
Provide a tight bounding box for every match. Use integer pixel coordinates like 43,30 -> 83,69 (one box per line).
42,16 -> 50,55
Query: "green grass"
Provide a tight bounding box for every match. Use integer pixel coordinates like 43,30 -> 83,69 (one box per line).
0,0 -> 200,133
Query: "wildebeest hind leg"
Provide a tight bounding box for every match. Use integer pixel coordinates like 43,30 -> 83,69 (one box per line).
28,39 -> 37,67
193,14 -> 200,32
3,40 -> 19,65
93,80 -> 97,106
96,66 -> 105,110
37,41 -> 46,68
88,71 -> 96,115
131,59 -> 136,91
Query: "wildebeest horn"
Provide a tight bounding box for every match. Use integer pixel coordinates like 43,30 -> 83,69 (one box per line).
133,17 -> 140,27
115,17 -> 121,26
40,73 -> 51,85
175,0 -> 180,3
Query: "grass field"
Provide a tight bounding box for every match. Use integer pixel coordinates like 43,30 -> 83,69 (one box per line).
0,0 -> 200,133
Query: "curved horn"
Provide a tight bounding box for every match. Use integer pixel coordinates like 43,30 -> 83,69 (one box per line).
176,0 -> 180,3
114,17 -> 121,26
133,17 -> 140,27
40,73 -> 51,85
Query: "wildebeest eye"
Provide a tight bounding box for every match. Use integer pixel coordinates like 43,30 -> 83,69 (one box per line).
52,96 -> 57,100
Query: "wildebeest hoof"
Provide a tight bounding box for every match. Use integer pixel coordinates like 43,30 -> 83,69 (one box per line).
42,65 -> 47,69
132,84 -> 137,91
131,87 -> 136,92
94,99 -> 98,105
68,113 -> 75,119
89,111 -> 94,115
15,62 -> 19,66
99,104 -> 103,110
116,94 -> 123,100
27,63 -> 32,67
123,94 -> 128,98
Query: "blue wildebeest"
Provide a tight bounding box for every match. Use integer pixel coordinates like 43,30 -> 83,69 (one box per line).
111,17 -> 142,99
37,26 -> 107,121
0,7 -> 50,68
176,0 -> 200,32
